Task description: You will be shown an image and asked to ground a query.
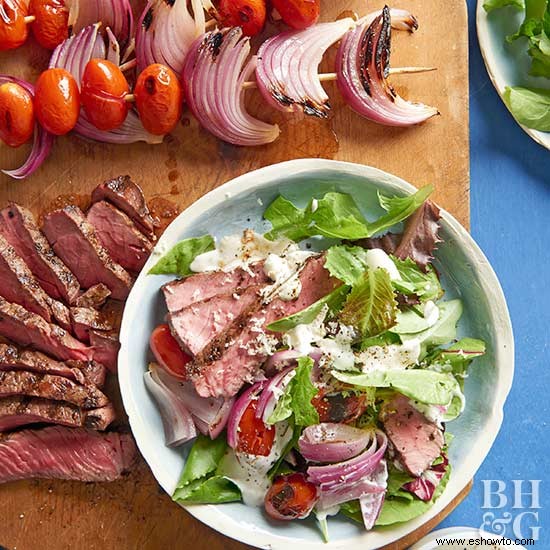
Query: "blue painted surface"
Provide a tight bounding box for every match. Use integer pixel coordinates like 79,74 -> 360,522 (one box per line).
438,1 -> 550,542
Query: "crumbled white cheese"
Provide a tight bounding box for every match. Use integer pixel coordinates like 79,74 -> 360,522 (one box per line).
311,198 -> 319,213
257,197 -> 263,206
357,339 -> 421,372
364,249 -> 401,280
283,306 -> 328,355
423,300 -> 440,327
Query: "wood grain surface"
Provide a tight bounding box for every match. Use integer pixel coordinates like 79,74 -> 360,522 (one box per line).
0,1 -> 470,548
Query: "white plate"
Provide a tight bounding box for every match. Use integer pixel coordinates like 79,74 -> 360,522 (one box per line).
118,159 -> 514,549
477,1 -> 550,150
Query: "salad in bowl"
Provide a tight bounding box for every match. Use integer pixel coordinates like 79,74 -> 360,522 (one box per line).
142,183 -> 486,540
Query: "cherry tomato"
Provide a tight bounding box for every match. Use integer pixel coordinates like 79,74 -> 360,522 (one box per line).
271,0 -> 320,30
265,473 -> 318,520
0,0 -> 29,51
134,63 -> 182,136
81,59 -> 130,131
0,82 -> 34,147
150,324 -> 191,380
218,0 -> 266,37
29,0 -> 68,50
34,68 -> 79,135
312,392 -> 367,424
237,399 -> 275,456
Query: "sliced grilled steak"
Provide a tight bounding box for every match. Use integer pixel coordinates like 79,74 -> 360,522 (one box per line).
0,204 -> 80,304
70,307 -> 114,343
88,201 -> 153,273
90,330 -> 120,372
75,284 -> 111,309
41,206 -> 133,300
0,344 -> 106,387
0,397 -> 115,431
380,394 -> 444,477
0,370 -> 109,409
0,296 -> 93,362
192,256 -> 340,398
169,286 -> 263,357
162,262 -> 269,314
0,425 -> 135,483
91,175 -> 157,238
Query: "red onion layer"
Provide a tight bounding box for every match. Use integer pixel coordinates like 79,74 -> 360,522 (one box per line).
0,76 -> 55,180
359,459 -> 388,530
336,6 -> 438,127
183,28 -> 280,146
403,453 -> 448,501
226,380 -> 266,449
255,366 -> 296,423
255,18 -> 355,118
136,0 -> 205,75
299,423 -> 372,464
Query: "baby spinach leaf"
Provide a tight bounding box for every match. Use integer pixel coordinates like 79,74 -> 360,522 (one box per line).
149,235 -> 215,277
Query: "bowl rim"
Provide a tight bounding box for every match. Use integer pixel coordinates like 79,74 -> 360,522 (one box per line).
118,158 -> 514,550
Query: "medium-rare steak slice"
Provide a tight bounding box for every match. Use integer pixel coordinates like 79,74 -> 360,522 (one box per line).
380,394 -> 444,477
0,370 -> 109,409
0,204 -> 80,304
169,285 -> 263,357
70,307 -> 114,343
162,262 -> 269,314
42,206 -> 133,300
192,256 -> 340,398
90,330 -> 120,372
87,201 -> 153,273
0,425 -> 135,483
74,284 -> 111,309
0,344 -> 106,387
91,175 -> 157,238
0,296 -> 93,362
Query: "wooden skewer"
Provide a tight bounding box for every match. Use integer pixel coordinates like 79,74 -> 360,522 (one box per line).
205,18 -> 217,30
24,15 -> 36,24
119,59 -> 137,73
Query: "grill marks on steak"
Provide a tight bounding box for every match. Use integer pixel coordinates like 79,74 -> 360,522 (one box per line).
75,284 -> 111,309
91,175 -> 157,238
0,296 -> 93,362
87,201 -> 153,273
0,426 -> 136,483
0,204 -> 80,304
70,307 -> 114,343
42,206 -> 133,301
380,394 -> 444,477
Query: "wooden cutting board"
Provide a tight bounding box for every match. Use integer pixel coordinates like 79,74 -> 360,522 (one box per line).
0,1 -> 469,548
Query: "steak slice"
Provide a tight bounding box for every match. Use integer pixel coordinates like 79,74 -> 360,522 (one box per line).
0,370 -> 109,409
41,206 -> 133,300
0,233 -> 72,332
0,343 -> 105,387
70,307 -> 114,343
75,284 -> 111,309
162,262 -> 269,314
88,201 -> 153,273
90,330 -> 120,373
91,175 -> 157,238
169,286 -> 263,357
192,256 -> 340,398
0,204 -> 80,304
0,425 -> 135,483
380,394 -> 444,477
0,296 -> 93,362
0,397 -> 115,431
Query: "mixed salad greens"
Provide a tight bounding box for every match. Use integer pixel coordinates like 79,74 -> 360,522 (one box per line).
484,0 -> 550,131
147,186 -> 485,540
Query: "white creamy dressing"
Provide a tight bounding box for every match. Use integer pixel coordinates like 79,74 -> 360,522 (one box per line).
262,247 -> 313,301
356,339 -> 421,373
364,249 -> 401,280
220,423 -> 293,507
411,401 -> 447,427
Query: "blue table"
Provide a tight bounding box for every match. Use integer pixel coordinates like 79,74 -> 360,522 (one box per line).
437,1 -> 550,543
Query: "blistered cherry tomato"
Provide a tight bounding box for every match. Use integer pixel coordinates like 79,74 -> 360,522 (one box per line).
150,324 -> 191,380
218,0 -> 266,37
312,392 -> 367,424
134,63 -> 182,136
0,82 -> 34,147
237,399 -> 275,456
29,0 -> 68,50
265,473 -> 318,520
81,59 -> 130,131
0,0 -> 29,51
34,68 -> 79,135
271,0 -> 320,30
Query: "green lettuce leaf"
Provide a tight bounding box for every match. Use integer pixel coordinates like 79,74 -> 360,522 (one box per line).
427,338 -> 486,377
503,87 -> 550,131
391,257 -> 443,302
390,305 -> 435,335
174,476 -> 241,504
359,331 -> 401,350
149,235 -> 215,277
262,196 -> 315,242
339,268 -> 398,339
324,245 -> 371,286
483,0 -> 524,13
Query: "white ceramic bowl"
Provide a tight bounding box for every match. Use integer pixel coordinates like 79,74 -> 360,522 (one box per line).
477,0 -> 550,150
118,159 -> 514,549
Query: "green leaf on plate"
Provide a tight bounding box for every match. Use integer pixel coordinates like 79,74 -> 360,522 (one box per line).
503,87 -> 550,132
149,235 -> 215,277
